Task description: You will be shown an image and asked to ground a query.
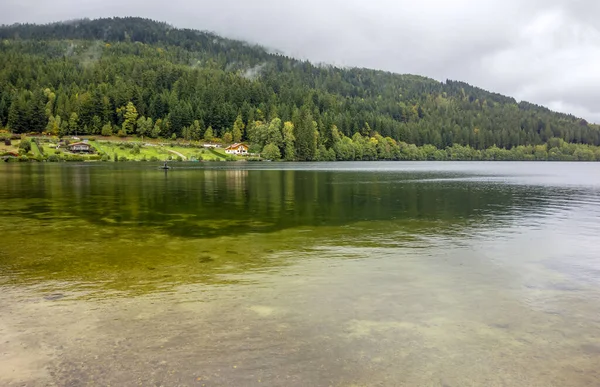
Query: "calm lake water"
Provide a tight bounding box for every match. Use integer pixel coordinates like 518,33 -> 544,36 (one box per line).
1,162 -> 600,386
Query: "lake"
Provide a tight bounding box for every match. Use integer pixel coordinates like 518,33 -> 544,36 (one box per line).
1,161 -> 600,386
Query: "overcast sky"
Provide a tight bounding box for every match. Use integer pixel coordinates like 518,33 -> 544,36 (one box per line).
3,0 -> 600,122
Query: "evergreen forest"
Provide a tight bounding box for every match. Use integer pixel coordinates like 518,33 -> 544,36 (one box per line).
1,17 -> 600,161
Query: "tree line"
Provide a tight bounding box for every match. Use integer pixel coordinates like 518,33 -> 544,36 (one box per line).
1,17 -> 599,161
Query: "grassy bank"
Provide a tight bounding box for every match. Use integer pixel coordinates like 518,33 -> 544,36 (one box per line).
92,141 -> 231,162
2,135 -> 243,162
6,133 -> 600,163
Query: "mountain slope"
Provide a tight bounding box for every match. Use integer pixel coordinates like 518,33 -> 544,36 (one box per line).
0,17 -> 598,160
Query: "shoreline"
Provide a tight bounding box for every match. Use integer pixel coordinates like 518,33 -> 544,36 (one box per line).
3,134 -> 600,163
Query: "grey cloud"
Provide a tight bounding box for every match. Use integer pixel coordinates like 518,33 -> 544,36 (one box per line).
2,0 -> 599,122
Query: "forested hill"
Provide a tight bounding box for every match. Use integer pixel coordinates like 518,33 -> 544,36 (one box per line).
1,17 -> 599,160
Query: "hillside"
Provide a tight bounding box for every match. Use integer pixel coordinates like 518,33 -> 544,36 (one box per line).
1,17 -> 599,161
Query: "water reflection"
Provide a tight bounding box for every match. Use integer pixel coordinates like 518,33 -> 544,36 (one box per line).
1,163 -> 600,294
3,163 -> 597,239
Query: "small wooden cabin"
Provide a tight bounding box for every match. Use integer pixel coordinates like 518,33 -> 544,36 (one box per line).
68,142 -> 93,153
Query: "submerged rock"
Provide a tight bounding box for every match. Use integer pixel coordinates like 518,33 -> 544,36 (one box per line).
198,255 -> 214,263
44,293 -> 65,301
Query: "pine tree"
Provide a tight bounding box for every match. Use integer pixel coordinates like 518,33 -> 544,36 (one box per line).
151,119 -> 162,138
204,126 -> 214,141
136,116 -> 153,137
294,105 -> 316,161
267,118 -> 283,147
92,115 -> 102,134
121,102 -> 138,135
191,120 -> 203,140
232,114 -> 244,143
0,96 -> 8,127
68,112 -> 79,136
283,121 -> 296,161
8,94 -> 28,134
42,89 -> 55,118
46,115 -> 62,135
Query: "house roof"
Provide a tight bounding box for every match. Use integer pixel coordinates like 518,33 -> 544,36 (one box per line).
226,143 -> 248,150
68,142 -> 90,147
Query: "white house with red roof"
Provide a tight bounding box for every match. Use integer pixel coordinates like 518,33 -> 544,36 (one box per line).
225,143 -> 249,155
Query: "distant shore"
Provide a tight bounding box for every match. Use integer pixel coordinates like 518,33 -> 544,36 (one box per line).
2,133 -> 600,163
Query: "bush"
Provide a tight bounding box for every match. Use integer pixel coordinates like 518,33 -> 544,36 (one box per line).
113,153 -> 118,162
88,155 -> 102,161
119,156 -> 128,162
262,143 -> 281,161
18,155 -> 29,162
19,138 -> 32,153
150,156 -> 159,162
117,130 -> 127,137
101,154 -> 110,162
47,154 -> 59,162
101,124 -> 113,137
131,144 -> 141,155
140,155 -> 147,162
54,150 -> 61,155
65,154 -> 84,162
176,156 -> 183,162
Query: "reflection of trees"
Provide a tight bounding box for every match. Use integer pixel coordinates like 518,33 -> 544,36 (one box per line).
0,165 -> 578,239
2,165 -> 596,295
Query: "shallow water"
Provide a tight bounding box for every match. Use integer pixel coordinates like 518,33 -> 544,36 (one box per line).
1,161 -> 600,386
